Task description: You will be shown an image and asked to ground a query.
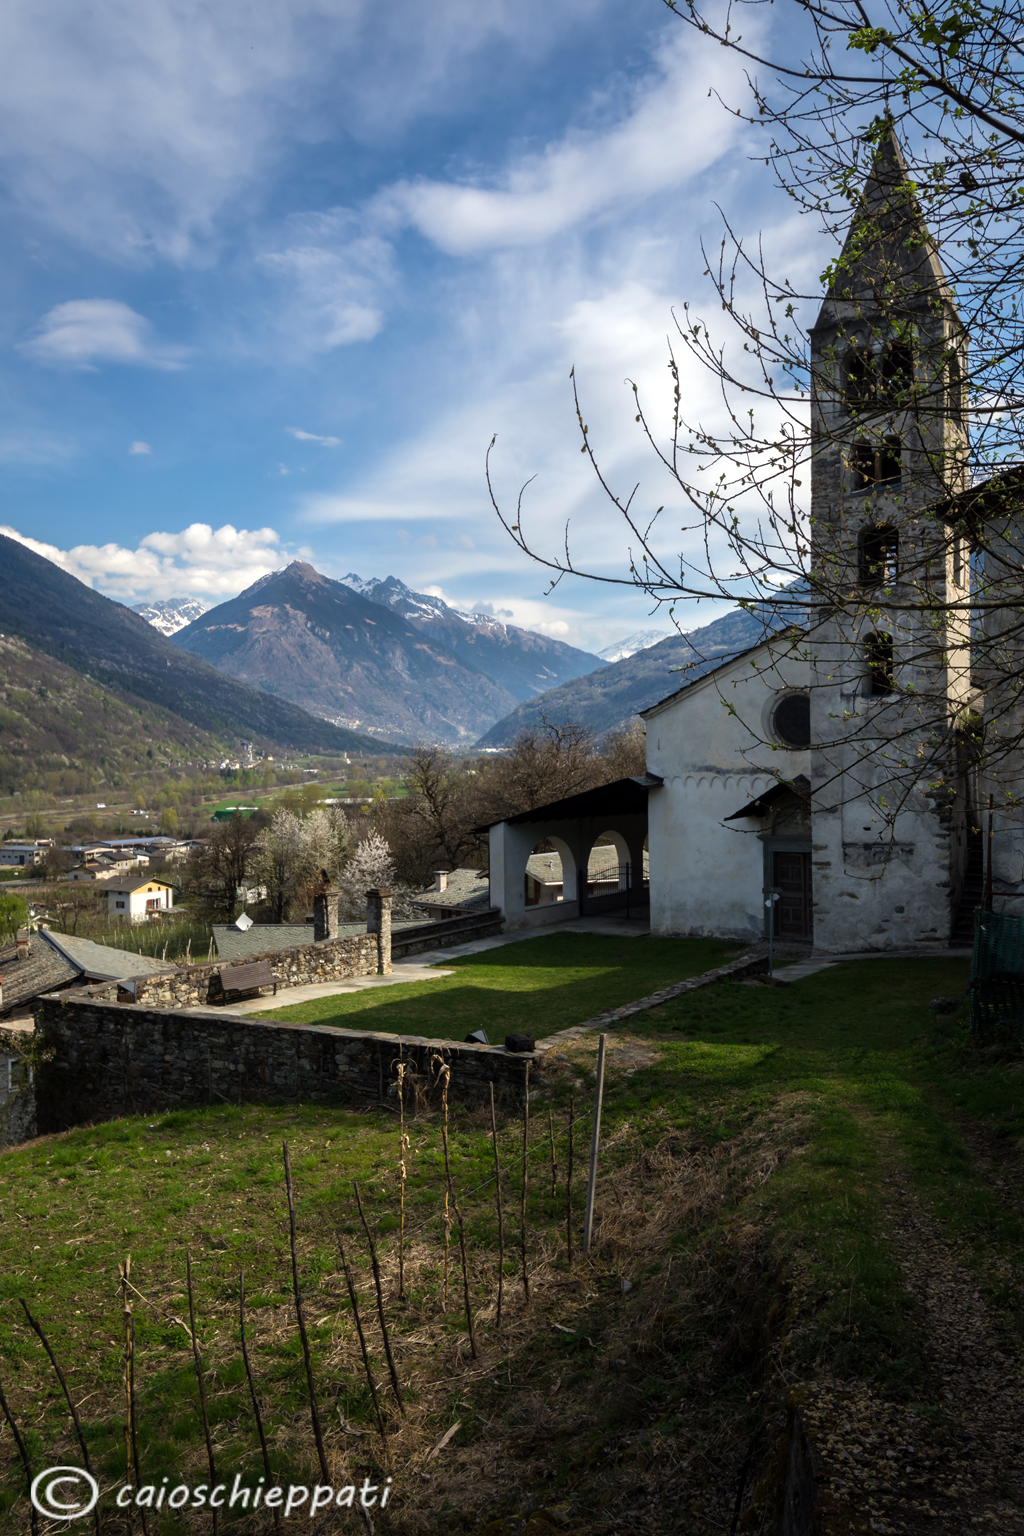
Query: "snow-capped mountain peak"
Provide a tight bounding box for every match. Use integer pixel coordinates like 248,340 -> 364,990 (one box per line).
597,629 -> 674,664
132,597 -> 210,636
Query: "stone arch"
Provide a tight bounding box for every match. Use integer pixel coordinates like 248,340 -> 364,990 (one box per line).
524,837 -> 577,909
585,829 -> 631,893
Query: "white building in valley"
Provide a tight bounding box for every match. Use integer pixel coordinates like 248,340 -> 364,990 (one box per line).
106,878 -> 176,924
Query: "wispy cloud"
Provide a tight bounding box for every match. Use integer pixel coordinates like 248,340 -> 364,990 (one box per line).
129,440 -> 152,454
0,520 -> 291,601
0,0 -> 611,262
375,30 -> 743,254
21,300 -> 189,370
287,427 -> 341,447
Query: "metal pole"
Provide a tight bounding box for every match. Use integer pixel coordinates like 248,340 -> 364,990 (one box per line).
985,793 -> 995,912
583,1034 -> 607,1254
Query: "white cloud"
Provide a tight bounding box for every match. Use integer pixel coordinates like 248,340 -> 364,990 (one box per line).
0,0 -> 611,262
376,29 -> 745,255
260,216 -> 393,353
22,300 -> 188,370
288,427 -> 341,447
0,520 -> 286,601
129,440 -> 152,454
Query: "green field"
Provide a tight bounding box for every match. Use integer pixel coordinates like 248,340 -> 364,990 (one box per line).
262,931 -> 742,1040
0,951 -> 1020,1532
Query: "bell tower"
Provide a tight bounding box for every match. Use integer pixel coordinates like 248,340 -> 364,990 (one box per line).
806,129 -> 973,951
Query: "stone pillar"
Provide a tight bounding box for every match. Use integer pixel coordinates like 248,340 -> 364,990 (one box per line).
313,886 -> 339,942
366,888 -> 393,974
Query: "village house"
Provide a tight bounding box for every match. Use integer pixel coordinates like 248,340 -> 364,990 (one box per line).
105,877 -> 176,923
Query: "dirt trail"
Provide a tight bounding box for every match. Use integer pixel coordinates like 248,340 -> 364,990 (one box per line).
802,1174 -> 1024,1535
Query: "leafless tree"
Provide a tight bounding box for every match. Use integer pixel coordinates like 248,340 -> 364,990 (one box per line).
486,0 -> 1024,831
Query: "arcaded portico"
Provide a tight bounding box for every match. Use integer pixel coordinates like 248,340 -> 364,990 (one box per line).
484,776 -> 659,930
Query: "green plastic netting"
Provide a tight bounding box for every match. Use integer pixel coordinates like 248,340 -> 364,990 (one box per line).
968,909 -> 1024,1041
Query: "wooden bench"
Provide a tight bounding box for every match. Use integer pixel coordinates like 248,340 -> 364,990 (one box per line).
218,961 -> 279,1001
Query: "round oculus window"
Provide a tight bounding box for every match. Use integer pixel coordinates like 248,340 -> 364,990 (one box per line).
772,692 -> 810,749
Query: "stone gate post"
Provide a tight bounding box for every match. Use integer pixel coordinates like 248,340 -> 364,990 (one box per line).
365,888 -> 393,974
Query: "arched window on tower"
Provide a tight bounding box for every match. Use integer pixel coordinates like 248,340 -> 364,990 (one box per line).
844,348 -> 876,410
879,341 -> 913,404
859,524 -> 899,587
865,632 -> 896,695
848,437 -> 902,491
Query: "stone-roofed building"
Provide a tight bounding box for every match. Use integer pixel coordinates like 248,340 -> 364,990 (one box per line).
213,922 -> 316,962
0,933 -> 79,1021
42,932 -> 175,984
412,869 -> 491,920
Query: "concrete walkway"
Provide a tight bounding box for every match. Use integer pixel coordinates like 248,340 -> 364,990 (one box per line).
219,960 -> 456,1015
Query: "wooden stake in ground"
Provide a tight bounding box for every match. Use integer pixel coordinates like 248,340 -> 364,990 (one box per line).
583,1034 -> 607,1254
520,1060 -> 531,1303
434,1057 -> 452,1312
566,1096 -> 575,1267
19,1299 -> 101,1536
548,1108 -> 557,1199
185,1250 -> 218,1536
440,1109 -> 478,1359
282,1141 -> 331,1484
489,1083 -> 505,1328
338,1234 -> 387,1445
119,1255 -> 147,1536
395,1049 -> 408,1300
0,1372 -> 37,1536
239,1270 -> 282,1534
353,1181 -> 406,1412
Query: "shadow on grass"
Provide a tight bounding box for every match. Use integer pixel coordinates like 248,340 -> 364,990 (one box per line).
261,931 -> 742,1041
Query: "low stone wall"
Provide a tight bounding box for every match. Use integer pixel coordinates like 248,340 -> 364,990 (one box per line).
101,932 -> 380,1010
392,910 -> 504,959
34,991 -> 532,1133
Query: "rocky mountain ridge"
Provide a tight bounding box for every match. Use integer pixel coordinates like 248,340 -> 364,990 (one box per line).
0,535 -> 382,754
173,562 -> 524,745
132,596 -> 210,636
476,604 -> 798,745
341,572 -> 603,702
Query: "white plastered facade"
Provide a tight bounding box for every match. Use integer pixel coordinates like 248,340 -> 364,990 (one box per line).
642,635 -> 811,942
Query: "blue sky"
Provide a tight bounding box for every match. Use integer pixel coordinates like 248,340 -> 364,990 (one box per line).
0,0 -> 824,654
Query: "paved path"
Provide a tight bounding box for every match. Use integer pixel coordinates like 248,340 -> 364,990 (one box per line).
219,960 -> 455,1015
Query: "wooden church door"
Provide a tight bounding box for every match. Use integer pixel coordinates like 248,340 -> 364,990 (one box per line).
773,851 -> 813,939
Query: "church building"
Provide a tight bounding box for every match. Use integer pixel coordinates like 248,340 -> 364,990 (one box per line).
487,133 -> 1017,954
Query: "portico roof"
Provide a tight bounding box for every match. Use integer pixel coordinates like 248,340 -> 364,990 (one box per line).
475,774 -> 662,833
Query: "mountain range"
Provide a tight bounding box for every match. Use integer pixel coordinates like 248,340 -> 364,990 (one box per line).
342,573 -> 603,702
595,629 -> 674,664
475,606 -> 786,745
174,563 -> 601,744
0,535 -> 387,755
132,597 -> 210,636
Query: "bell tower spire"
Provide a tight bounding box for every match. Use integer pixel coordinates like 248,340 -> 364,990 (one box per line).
806,126 -> 972,952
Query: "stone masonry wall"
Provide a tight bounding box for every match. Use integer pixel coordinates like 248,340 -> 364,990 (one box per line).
34,991 -> 532,1133
97,932 -> 380,1010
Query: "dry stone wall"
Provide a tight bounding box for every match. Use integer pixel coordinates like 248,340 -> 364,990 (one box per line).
96,932 -> 380,1010
34,991 -> 532,1133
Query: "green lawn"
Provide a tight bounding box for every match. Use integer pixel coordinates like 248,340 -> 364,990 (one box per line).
1,950 -> 1021,1532
260,930 -> 743,1041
